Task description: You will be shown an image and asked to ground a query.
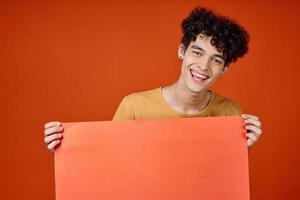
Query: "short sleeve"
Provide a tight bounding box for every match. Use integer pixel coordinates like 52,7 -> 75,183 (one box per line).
112,96 -> 134,121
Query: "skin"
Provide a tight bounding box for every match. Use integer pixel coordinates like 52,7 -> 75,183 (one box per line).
44,34 -> 262,151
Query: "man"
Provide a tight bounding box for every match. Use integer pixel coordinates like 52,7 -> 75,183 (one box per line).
44,7 -> 262,151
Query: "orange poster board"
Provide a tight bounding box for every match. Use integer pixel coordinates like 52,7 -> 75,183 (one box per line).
55,117 -> 249,200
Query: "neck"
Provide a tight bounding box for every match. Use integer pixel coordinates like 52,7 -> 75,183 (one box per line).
163,80 -> 210,114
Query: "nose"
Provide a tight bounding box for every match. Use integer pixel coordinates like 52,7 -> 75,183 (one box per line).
196,57 -> 210,70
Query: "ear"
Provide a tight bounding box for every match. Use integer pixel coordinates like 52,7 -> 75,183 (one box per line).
178,44 -> 185,59
221,65 -> 229,75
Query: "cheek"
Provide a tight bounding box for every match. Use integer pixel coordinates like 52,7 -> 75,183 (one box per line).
211,68 -> 224,78
180,62 -> 190,79
181,57 -> 194,70
180,59 -> 188,71
183,55 -> 194,64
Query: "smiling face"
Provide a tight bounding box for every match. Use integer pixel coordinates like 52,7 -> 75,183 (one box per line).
178,34 -> 227,93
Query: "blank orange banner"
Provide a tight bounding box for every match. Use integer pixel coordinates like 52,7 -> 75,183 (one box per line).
55,117 -> 249,200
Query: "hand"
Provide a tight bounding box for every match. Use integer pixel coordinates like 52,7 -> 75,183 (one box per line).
242,114 -> 262,149
44,121 -> 63,152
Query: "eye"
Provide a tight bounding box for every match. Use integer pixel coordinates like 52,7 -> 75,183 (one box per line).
213,58 -> 223,65
192,51 -> 203,56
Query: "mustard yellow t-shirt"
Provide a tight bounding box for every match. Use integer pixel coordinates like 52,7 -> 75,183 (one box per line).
113,88 -> 241,121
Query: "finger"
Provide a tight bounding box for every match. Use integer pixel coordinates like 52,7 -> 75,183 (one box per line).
44,121 -> 61,129
246,133 -> 258,142
244,118 -> 261,127
246,133 -> 258,147
47,140 -> 61,152
247,137 -> 254,147
44,133 -> 62,144
245,125 -> 262,136
44,126 -> 63,136
242,114 -> 259,120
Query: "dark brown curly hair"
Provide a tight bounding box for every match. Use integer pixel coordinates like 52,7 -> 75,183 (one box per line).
181,7 -> 249,66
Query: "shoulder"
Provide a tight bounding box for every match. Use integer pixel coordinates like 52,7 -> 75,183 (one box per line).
113,88 -> 161,120
209,92 -> 242,116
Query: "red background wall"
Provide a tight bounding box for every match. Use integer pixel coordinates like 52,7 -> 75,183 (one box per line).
1,0 -> 299,199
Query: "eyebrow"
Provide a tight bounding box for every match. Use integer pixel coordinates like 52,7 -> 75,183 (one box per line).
190,45 -> 225,60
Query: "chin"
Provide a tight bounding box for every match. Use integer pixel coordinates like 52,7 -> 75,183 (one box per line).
187,84 -> 207,94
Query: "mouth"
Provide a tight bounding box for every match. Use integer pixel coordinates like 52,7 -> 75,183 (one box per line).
190,69 -> 209,83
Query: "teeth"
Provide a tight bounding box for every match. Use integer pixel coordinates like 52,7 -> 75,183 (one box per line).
191,70 -> 209,79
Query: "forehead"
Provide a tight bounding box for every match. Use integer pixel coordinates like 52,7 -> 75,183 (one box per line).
189,34 -> 223,56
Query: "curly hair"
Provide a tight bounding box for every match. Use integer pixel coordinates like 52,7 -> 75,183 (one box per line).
181,7 -> 249,66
